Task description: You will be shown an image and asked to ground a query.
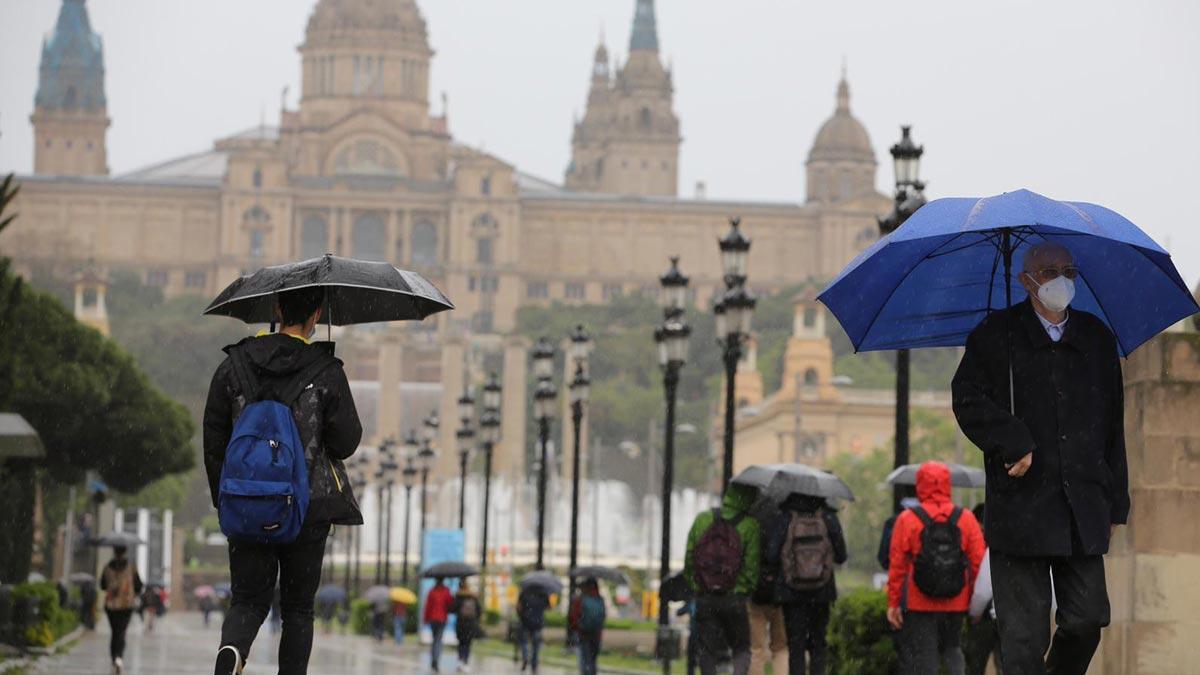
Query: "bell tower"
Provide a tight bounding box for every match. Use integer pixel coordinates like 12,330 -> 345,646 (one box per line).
782,289 -> 838,400
31,0 -> 110,176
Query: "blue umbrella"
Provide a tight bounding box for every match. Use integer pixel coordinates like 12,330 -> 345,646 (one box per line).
819,189 -> 1197,357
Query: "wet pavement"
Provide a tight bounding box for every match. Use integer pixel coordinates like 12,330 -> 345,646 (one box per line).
38,611 -> 572,674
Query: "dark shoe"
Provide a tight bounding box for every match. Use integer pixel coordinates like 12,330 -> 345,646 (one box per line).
214,645 -> 242,675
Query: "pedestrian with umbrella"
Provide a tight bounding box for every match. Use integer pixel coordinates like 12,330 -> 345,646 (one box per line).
819,189 -> 1199,675
203,256 -> 452,675
98,542 -> 142,674
423,577 -> 454,672
451,580 -> 483,672
314,585 -> 345,633
390,587 -> 417,646
516,572 -> 559,674
364,585 -> 393,642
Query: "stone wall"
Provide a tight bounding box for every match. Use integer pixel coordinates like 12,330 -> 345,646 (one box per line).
1093,332 -> 1200,674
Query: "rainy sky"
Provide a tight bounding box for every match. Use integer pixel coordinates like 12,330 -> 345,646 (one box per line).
1,0 -> 1197,288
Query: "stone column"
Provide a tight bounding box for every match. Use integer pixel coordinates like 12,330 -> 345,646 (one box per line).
1094,333 -> 1200,674
377,333 -> 404,444
497,336 -> 529,477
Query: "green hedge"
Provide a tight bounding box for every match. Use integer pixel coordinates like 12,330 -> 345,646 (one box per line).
827,589 -> 896,675
10,582 -> 78,648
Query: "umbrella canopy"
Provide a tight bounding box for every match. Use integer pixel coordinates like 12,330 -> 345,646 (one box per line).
659,572 -> 693,603
389,587 -> 417,605
733,464 -> 855,502
818,189 -> 1198,356
422,561 -> 478,579
193,585 -> 215,598
364,585 -> 392,605
315,585 -> 347,605
204,254 -> 454,326
0,414 -> 45,460
886,462 -> 986,489
568,566 -> 628,584
90,532 -> 144,548
518,571 -> 563,595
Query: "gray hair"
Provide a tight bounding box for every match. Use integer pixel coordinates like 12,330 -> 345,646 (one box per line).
1022,241 -> 1073,272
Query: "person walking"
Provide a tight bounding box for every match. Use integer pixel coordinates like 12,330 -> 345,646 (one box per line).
393,597 -> 409,645
886,461 -> 985,675
204,286 -> 364,675
371,594 -> 391,642
765,494 -> 847,675
684,482 -> 762,675
569,577 -> 606,675
747,497 -> 788,675
424,577 -> 454,672
953,242 -> 1129,675
878,492 -> 920,673
452,581 -> 482,672
99,545 -> 142,675
516,585 -> 550,673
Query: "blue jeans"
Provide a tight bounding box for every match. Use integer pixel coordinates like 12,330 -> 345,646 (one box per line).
393,616 -> 405,645
429,621 -> 446,668
519,624 -> 543,670
577,631 -> 601,675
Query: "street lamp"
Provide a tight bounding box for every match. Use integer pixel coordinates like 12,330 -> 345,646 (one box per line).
531,337 -> 557,571
455,390 -> 475,530
400,430 -> 419,585
418,412 -> 439,571
478,373 -> 502,606
655,257 -> 690,673
715,218 -> 756,493
879,125 -> 927,515
566,325 -> 593,608
377,437 -> 398,587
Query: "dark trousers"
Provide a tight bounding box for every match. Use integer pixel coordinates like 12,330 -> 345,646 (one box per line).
429,621 -> 446,668
900,611 -> 965,675
990,552 -> 1109,675
105,608 -> 133,661
219,524 -> 329,675
964,616 -> 1003,675
695,594 -> 751,675
518,624 -> 543,670
578,630 -> 601,675
782,602 -> 830,675
457,620 -> 477,664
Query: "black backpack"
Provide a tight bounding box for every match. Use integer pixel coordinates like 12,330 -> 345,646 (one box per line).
911,506 -> 967,598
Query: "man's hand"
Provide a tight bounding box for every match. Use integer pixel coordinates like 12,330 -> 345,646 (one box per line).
887,606 -> 903,630
1006,452 -> 1033,477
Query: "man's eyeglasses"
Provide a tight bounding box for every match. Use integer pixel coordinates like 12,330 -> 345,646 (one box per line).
1027,266 -> 1080,283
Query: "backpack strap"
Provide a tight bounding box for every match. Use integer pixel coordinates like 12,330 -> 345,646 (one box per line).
711,507 -> 724,523
228,346 -> 261,403
911,506 -> 934,528
948,507 -> 963,526
279,354 -> 339,405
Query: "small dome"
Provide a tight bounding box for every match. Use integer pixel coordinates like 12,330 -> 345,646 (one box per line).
306,0 -> 429,49
808,78 -> 875,165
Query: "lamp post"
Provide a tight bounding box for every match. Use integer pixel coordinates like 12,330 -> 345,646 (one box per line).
349,463 -> 366,596
378,438 -> 398,587
478,373 -> 502,606
418,412 -> 439,571
456,389 -> 476,530
531,337 -> 557,571
401,430 -> 419,586
879,125 -> 927,515
373,459 -> 388,585
655,256 -> 691,673
715,219 -> 756,493
566,325 -> 593,606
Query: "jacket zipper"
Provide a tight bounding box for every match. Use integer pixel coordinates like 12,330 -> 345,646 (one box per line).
330,461 -> 344,493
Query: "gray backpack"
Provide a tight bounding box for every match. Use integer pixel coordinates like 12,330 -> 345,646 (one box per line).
781,512 -> 834,591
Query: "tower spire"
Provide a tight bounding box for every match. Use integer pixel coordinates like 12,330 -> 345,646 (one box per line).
836,70 -> 850,113
629,0 -> 659,52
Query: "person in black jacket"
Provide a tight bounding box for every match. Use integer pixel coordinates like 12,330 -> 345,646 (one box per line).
765,494 -> 847,675
952,242 -> 1128,675
204,286 -> 363,675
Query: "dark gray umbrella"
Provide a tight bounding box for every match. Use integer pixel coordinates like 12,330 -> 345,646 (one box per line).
90,532 -> 144,548
0,413 -> 44,460
733,463 -> 855,502
568,566 -> 628,584
364,585 -> 392,605
886,462 -> 986,489
422,561 -> 478,579
315,585 -> 347,606
204,254 -> 454,326
518,571 -> 563,595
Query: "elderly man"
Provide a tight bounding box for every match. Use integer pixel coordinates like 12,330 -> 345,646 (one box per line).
951,241 -> 1128,675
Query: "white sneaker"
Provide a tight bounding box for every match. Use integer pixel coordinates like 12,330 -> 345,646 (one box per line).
113,657 -> 124,674
214,645 -> 243,675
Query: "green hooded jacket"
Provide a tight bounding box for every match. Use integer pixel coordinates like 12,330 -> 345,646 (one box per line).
684,483 -> 761,595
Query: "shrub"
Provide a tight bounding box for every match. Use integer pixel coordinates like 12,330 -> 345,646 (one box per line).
10,582 -> 78,648
827,588 -> 896,675
349,599 -> 372,636
483,608 -> 501,627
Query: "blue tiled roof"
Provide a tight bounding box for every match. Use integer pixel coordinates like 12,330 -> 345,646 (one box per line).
35,0 -> 106,111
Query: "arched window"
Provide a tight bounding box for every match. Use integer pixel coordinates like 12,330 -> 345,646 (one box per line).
411,221 -> 438,266
803,308 -> 817,329
352,213 -> 387,261
640,107 -> 652,130
253,167 -> 263,188
249,229 -> 266,259
804,368 -> 819,386
300,216 -> 328,260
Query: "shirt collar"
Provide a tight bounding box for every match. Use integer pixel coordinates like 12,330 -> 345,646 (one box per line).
255,329 -> 311,345
1034,309 -> 1069,334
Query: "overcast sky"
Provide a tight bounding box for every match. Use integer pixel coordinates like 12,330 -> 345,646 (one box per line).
2,0 -> 1197,287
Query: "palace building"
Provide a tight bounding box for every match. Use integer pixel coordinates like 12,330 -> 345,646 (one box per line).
6,0 -> 900,478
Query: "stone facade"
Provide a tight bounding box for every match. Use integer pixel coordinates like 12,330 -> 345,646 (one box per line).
1093,332 -> 1200,674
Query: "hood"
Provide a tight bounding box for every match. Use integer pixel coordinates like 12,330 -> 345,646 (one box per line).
722,483 -> 759,514
225,334 -> 326,378
916,461 -> 951,505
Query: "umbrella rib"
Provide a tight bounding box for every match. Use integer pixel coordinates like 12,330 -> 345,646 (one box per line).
855,234 -> 963,350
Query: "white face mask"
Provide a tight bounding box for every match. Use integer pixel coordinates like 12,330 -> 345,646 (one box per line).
1030,275 -> 1075,313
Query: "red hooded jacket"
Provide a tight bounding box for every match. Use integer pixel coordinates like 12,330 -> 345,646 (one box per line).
887,462 -> 985,612
423,583 -> 454,624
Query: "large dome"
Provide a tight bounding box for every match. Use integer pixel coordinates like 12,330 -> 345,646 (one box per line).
305,0 -> 429,48
808,78 -> 875,165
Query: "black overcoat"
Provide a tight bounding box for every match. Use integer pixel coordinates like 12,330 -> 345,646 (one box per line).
951,300 -> 1129,557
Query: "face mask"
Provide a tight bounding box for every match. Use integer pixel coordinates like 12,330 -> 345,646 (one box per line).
1030,275 -> 1075,313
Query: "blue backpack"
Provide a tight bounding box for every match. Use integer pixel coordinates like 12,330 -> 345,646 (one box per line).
218,348 -> 332,545
579,594 -> 606,633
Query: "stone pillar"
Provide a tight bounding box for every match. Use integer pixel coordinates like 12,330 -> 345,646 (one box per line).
377,334 -> 404,444
1093,333 -> 1200,674
497,336 -> 529,477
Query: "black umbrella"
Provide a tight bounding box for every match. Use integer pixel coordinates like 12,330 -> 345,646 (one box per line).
422,561 -> 478,579
886,463 -> 986,489
732,464 -> 855,502
568,566 -> 628,585
90,532 -> 144,548
315,585 -> 347,606
204,254 -> 454,326
518,571 -> 563,595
